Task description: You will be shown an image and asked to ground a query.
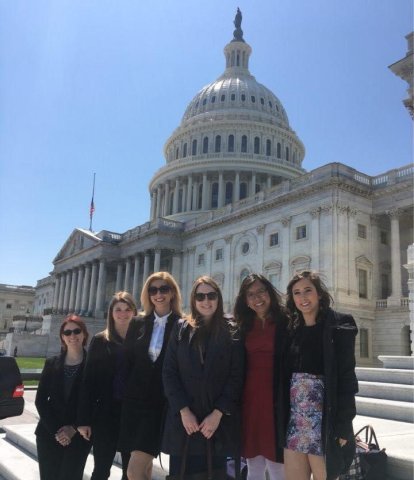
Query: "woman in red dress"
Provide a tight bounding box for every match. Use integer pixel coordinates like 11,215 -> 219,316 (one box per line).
234,273 -> 287,480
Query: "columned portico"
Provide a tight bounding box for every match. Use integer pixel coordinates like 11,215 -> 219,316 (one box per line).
52,274 -> 60,312
75,267 -> 83,313
68,269 -> 77,312
388,209 -> 402,305
124,257 -> 132,292
63,271 -> 71,313
88,262 -> 98,314
132,254 -> 141,300
95,260 -> 106,315
154,249 -> 161,272
81,263 -> 91,313
115,263 -> 123,292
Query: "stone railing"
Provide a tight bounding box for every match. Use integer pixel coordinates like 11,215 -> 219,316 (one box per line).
376,297 -> 410,309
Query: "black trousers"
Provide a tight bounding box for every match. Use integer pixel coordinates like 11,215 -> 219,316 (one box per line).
91,403 -> 130,480
36,433 -> 91,480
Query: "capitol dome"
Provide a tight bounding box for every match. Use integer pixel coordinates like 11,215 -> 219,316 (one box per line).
149,10 -> 306,221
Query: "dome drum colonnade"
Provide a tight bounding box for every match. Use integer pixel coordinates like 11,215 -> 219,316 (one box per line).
149,15 -> 305,220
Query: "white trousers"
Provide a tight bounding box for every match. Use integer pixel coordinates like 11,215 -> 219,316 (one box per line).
246,455 -> 285,480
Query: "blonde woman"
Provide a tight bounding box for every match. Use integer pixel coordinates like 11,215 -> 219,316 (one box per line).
118,272 -> 183,480
77,291 -> 137,480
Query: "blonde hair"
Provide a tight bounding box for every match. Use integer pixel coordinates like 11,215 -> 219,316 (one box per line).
104,291 -> 137,343
140,272 -> 183,317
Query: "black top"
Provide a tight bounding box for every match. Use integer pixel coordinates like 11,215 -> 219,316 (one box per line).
288,322 -> 324,375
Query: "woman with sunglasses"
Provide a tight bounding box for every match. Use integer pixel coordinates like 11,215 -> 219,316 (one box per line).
280,271 -> 358,480
162,276 -> 244,478
35,314 -> 91,480
77,291 -> 137,480
234,273 -> 287,480
118,272 -> 183,480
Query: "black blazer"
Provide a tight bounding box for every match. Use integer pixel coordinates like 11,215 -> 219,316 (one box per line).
162,319 -> 245,456
77,333 -> 123,427
35,352 -> 86,438
123,312 -> 180,408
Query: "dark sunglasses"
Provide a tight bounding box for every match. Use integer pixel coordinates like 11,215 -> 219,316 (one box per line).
62,328 -> 82,336
195,292 -> 218,302
148,285 -> 171,296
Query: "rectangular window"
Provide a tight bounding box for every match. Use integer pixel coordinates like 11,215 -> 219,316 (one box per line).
198,253 -> 205,266
381,274 -> 389,299
215,248 -> 223,261
6,303 -> 12,309
360,328 -> 369,358
358,224 -> 367,239
269,232 -> 279,247
380,231 -> 388,245
358,269 -> 368,298
296,225 -> 307,240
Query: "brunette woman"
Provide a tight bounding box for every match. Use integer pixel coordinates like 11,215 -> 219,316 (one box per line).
118,272 -> 183,480
281,271 -> 358,480
162,276 -> 244,478
35,315 -> 91,480
234,273 -> 287,480
77,291 -> 137,480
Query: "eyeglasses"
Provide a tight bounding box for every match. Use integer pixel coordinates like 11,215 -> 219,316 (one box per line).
62,328 -> 82,336
195,292 -> 218,302
148,285 -> 171,296
246,288 -> 268,300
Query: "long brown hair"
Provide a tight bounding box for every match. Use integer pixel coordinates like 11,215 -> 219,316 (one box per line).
104,291 -> 137,343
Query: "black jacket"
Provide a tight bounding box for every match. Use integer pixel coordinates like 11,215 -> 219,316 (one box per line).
35,352 -> 86,438
77,333 -> 124,427
162,319 -> 244,456
277,309 -> 358,480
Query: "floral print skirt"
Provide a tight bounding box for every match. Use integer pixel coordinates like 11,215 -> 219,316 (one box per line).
286,372 -> 324,456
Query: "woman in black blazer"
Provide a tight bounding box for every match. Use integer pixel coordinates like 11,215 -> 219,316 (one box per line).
77,291 -> 137,480
118,271 -> 183,480
162,276 -> 244,477
279,271 -> 358,480
35,315 -> 91,480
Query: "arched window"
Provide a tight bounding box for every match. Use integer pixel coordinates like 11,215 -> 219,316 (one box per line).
183,143 -> 187,158
241,135 -> 247,153
255,183 -> 261,194
169,192 -> 174,215
240,182 -> 247,199
192,139 -> 197,156
215,135 -> 221,153
198,184 -> 203,209
254,137 -> 260,154
211,182 -> 218,208
277,142 -> 281,158
286,146 -> 289,161
211,96 -> 216,103
241,93 -> 246,102
178,189 -> 183,213
225,182 -> 233,205
203,137 -> 209,154
266,139 -> 271,156
175,147 -> 179,160
228,134 -> 234,152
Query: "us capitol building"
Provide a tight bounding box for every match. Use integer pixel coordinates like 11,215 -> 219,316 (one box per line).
26,14 -> 414,363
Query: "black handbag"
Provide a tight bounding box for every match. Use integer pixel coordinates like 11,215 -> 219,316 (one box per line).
340,424 -> 387,480
166,435 -> 228,480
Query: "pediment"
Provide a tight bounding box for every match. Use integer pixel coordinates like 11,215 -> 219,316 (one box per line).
53,228 -> 100,263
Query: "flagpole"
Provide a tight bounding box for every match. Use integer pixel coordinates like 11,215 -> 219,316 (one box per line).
89,172 -> 96,231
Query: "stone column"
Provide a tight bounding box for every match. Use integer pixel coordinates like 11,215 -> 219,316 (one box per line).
154,249 -> 161,273
256,225 -> 265,271
348,209 -> 358,297
74,266 -> 83,313
223,235 -> 232,304
182,251 -> 189,303
310,208 -> 320,272
202,173 -> 208,210
115,263 -> 123,292
81,263 -> 91,314
206,241 -> 213,276
150,190 -> 156,221
68,269 -> 77,312
52,274 -> 60,312
387,209 -> 402,305
281,217 -> 291,290
163,181 -> 170,216
88,261 -> 98,314
193,180 -> 199,210
403,244 -> 414,354
370,215 -> 381,298
95,260 -> 106,315
186,175 -> 193,211
143,252 -> 150,283
234,172 -> 240,202
63,271 -> 72,313
155,185 -> 162,218
267,175 -> 272,189
58,273 -> 66,313
173,179 -> 179,214
124,257 -> 132,292
218,172 -> 224,208
172,251 -> 181,283
186,247 -> 196,310
132,254 -> 141,301
251,172 -> 256,196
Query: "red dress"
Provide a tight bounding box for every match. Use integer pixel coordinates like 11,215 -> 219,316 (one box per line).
242,318 -> 276,460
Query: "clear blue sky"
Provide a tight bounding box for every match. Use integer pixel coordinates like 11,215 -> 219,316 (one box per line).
0,0 -> 412,287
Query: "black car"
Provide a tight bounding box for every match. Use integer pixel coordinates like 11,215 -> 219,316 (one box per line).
0,356 -> 25,419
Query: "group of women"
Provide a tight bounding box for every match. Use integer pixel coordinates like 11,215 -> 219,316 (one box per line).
35,270 -> 358,480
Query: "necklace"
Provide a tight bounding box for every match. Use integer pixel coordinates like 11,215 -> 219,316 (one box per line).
63,363 -> 81,379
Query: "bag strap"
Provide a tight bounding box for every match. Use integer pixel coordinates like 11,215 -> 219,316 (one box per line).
178,435 -> 214,480
354,424 -> 380,449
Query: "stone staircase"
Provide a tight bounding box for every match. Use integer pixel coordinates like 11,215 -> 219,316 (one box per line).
355,356 -> 414,480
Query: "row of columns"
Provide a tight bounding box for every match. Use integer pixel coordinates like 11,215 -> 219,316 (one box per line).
150,171 -> 275,219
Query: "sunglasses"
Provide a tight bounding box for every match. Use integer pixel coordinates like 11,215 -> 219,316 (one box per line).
148,285 -> 171,296
195,292 -> 218,302
62,328 -> 82,336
